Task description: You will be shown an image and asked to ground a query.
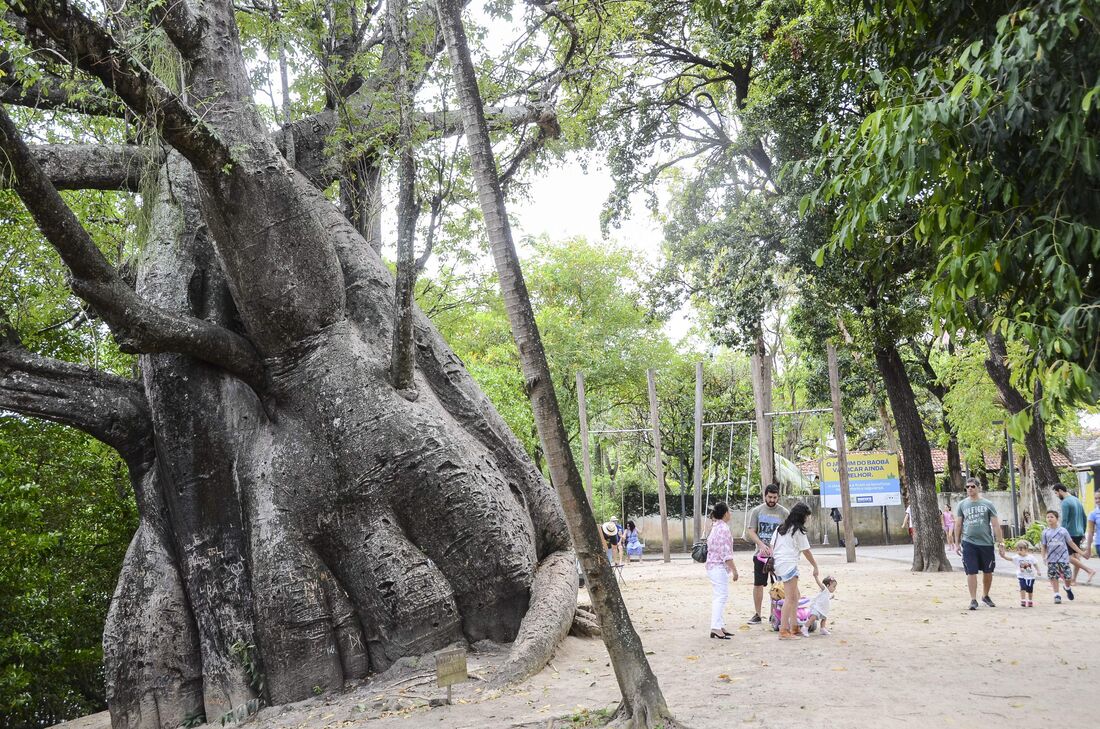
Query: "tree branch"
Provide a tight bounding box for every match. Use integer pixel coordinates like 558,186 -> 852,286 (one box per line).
0,70 -> 124,117
0,105 -> 262,384
0,143 -> 162,191
0,315 -> 152,466
0,47 -> 124,116
150,0 -> 205,55
498,112 -> 560,192
277,102 -> 556,188
11,0 -> 230,171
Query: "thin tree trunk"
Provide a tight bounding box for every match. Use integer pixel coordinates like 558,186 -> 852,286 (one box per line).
435,1 -> 677,725
273,2 -> 294,167
945,436 -> 965,492
983,331 -> 1054,513
751,334 -> 775,488
340,157 -> 383,250
388,0 -> 420,396
909,342 -> 965,492
874,343 -> 951,571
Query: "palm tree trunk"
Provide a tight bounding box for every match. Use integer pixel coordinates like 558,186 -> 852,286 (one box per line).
435,1 -> 676,725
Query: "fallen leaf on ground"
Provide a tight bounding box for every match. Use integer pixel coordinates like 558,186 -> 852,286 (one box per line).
831,666 -> 848,672
685,655 -> 699,661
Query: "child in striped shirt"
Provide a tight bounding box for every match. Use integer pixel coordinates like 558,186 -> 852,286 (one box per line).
1041,510 -> 1088,604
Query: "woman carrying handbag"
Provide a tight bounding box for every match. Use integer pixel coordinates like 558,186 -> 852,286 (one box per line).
704,502 -> 739,639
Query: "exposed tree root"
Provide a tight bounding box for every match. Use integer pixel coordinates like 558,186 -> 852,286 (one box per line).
912,547 -> 954,573
570,604 -> 601,637
607,691 -> 687,729
490,550 -> 577,687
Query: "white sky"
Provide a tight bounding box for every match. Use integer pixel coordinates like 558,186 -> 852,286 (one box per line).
264,7 -> 696,341
508,157 -> 654,252
507,156 -> 697,341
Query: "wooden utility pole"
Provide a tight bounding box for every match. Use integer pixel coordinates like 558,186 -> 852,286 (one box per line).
576,371 -> 593,503
827,343 -> 856,563
750,337 -> 775,489
647,368 -> 671,563
692,361 -> 704,540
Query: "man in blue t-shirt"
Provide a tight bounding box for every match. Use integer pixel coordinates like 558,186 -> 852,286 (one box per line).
1053,483 -> 1096,583
1085,487 -> 1100,561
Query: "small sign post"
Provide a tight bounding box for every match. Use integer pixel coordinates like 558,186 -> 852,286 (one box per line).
434,646 -> 468,704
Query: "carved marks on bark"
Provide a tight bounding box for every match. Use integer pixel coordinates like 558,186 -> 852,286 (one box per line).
104,520 -> 205,729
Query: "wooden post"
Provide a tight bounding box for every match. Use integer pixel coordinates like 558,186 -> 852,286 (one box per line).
693,360 -> 704,541
647,368 -> 671,563
750,337 -> 775,489
827,343 -> 856,563
576,371 -> 593,503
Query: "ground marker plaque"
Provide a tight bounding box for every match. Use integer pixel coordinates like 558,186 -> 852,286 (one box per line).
434,646 -> 468,704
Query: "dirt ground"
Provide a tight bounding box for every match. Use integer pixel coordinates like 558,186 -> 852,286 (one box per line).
59,550 -> 1098,728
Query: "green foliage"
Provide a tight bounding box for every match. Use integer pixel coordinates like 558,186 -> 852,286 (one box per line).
1,158 -> 136,727
0,420 -> 136,728
181,712 -> 207,728
1022,520 -> 1045,546
810,0 -> 1100,409
566,706 -> 614,727
218,698 -> 263,727
427,235 -> 676,461
229,640 -> 265,696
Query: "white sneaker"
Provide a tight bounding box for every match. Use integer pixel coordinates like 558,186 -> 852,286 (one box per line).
820,628 -> 830,635
800,626 -> 809,637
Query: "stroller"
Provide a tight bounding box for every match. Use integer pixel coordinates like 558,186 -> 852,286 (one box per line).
767,581 -> 816,633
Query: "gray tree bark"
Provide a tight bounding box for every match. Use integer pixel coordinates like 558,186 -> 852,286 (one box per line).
874,343 -> 952,572
1,2 -> 580,727
983,331 -> 1056,514
434,1 -> 678,726
388,0 -> 421,396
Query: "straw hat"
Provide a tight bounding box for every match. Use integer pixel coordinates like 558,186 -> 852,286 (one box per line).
601,521 -> 618,537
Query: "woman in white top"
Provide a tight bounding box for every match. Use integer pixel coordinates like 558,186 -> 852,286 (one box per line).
769,502 -> 820,640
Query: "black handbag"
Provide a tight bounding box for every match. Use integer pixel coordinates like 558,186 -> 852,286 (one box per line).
691,538 -> 708,563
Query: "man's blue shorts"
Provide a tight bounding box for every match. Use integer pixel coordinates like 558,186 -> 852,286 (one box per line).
961,541 -> 995,575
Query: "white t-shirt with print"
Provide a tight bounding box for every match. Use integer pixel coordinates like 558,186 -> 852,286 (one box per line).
1012,554 -> 1040,580
770,528 -> 810,577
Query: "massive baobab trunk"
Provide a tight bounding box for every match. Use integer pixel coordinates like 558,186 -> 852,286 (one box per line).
0,3 -> 576,727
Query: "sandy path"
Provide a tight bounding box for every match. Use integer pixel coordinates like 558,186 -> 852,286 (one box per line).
246,550 -> 1096,728
59,550 -> 1098,728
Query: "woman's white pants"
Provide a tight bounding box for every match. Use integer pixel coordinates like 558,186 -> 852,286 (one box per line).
707,565 -> 728,630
